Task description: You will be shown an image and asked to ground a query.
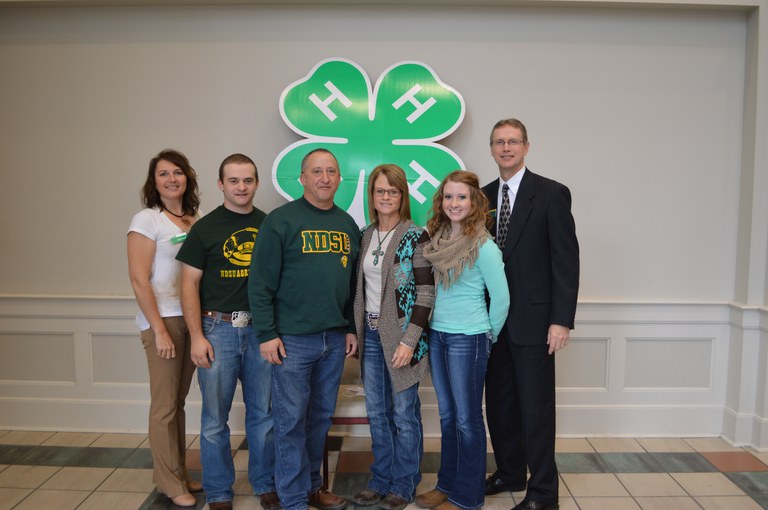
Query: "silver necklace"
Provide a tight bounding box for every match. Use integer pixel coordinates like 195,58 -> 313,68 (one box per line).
371,222 -> 399,266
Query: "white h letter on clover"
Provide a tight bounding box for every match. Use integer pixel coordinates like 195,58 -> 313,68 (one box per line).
392,84 -> 436,124
309,81 -> 353,121
408,160 -> 440,203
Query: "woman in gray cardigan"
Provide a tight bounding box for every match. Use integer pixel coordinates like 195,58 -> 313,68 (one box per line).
352,164 -> 435,510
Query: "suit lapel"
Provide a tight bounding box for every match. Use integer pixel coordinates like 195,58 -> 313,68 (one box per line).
485,179 -> 500,238
503,170 -> 535,259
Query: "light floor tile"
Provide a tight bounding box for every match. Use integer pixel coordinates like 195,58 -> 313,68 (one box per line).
750,450 -> 768,466
12,488 -> 89,510
42,432 -> 101,447
589,438 -> 645,453
97,467 -> 155,492
671,472 -> 744,496
0,465 -> 7,473
40,466 -> 114,490
556,438 -> 595,452
340,436 -> 373,451
90,433 -> 146,448
636,438 -> 694,453
695,495 -> 764,510
635,496 -> 703,510
234,471 -> 253,495
77,491 -> 151,510
558,498 -> 579,510
0,430 -> 55,446
0,432 -> 7,439
617,473 -> 686,497
233,494 -> 262,509
481,495 -> 515,509
684,437 -> 742,452
0,465 -> 60,488
561,473 -> 629,497
576,497 -> 642,509
0,487 -> 32,510
234,449 -> 250,471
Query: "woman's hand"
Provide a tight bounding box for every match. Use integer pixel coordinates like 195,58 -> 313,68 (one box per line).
154,329 -> 176,359
392,344 -> 414,368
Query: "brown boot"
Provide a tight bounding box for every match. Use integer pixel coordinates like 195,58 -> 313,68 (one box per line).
415,489 -> 448,509
309,489 -> 347,510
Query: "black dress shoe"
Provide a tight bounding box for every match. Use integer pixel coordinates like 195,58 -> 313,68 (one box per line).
485,472 -> 526,495
511,499 -> 559,510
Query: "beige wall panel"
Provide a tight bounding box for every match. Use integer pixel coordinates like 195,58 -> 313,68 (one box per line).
557,338 -> 609,390
625,338 -> 712,389
0,332 -> 75,382
91,333 -> 149,384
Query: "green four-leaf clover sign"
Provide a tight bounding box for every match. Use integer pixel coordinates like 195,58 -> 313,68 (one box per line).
273,58 -> 466,226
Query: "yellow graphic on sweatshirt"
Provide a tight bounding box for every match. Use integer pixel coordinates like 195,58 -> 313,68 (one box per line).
301,230 -> 350,254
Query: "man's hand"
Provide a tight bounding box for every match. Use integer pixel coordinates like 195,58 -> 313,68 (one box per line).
261,338 -> 286,365
191,335 -> 215,368
547,324 -> 570,355
345,333 -> 358,358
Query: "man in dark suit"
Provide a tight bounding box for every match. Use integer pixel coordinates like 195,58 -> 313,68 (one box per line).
482,119 -> 579,510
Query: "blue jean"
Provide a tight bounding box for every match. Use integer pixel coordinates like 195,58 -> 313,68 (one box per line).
272,331 -> 346,510
362,324 -> 423,501
198,316 -> 274,504
429,330 -> 491,510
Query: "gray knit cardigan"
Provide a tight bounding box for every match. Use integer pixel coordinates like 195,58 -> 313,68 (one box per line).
354,220 -> 435,393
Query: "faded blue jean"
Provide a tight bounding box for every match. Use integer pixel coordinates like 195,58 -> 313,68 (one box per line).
429,329 -> 491,510
362,323 -> 423,501
272,331 -> 346,510
197,316 -> 274,504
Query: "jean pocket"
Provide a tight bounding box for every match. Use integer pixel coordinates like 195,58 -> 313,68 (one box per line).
202,317 -> 217,336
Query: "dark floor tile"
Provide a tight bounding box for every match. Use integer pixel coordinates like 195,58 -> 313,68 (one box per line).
331,472 -> 372,498
555,452 -> 610,473
64,446 -> 134,467
648,452 -> 717,472
16,445 -> 87,466
120,447 -> 154,468
337,451 -> 374,473
326,436 -> 344,452
0,444 -> 36,464
599,452 -> 667,473
726,471 -> 768,495
420,452 -> 441,473
233,436 -> 247,450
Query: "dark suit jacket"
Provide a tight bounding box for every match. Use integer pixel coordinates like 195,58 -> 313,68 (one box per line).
483,169 -> 579,345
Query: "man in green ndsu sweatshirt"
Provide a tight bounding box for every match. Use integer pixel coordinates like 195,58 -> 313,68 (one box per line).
248,148 -> 361,510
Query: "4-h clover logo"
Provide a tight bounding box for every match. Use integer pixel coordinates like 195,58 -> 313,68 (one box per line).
273,58 -> 466,227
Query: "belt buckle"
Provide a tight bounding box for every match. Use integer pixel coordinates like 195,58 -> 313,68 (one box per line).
366,313 -> 379,330
231,311 -> 251,328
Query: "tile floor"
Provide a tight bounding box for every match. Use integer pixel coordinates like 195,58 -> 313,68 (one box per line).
1,430 -> 768,509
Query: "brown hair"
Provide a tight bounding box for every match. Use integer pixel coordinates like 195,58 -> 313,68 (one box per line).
300,148 -> 339,173
427,170 -> 490,237
367,164 -> 411,224
489,118 -> 529,144
141,149 -> 200,216
218,153 -> 258,182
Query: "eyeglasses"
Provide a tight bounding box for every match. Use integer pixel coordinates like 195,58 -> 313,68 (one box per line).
375,188 -> 402,198
492,139 -> 526,147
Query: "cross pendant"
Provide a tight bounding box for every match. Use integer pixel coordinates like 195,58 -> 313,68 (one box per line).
372,246 -> 383,266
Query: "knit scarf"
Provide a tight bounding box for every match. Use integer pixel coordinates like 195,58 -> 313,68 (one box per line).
423,224 -> 492,289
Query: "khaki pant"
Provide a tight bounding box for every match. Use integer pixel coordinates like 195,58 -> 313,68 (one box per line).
140,316 -> 196,497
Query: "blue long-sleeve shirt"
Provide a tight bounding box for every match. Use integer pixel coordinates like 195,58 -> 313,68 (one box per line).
429,239 -> 510,340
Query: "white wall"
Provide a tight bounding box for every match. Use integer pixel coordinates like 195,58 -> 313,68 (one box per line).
1,1 -> 766,447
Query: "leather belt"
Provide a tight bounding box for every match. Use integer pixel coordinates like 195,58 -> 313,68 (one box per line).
202,310 -> 252,326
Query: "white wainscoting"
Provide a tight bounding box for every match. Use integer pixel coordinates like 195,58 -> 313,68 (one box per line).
1,296 -> 766,449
